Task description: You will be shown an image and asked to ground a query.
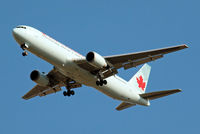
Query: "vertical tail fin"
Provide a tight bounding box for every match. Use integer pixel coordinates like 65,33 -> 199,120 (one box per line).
128,64 -> 151,93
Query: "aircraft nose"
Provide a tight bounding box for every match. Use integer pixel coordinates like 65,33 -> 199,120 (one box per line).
12,27 -> 24,45
12,28 -> 19,38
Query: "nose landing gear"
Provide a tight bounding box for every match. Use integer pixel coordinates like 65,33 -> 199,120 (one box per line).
21,43 -> 28,56
22,51 -> 28,56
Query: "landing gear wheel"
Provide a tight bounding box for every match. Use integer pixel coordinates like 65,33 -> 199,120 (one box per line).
70,90 -> 75,95
63,91 -> 70,96
63,90 -> 75,97
96,79 -> 107,86
103,80 -> 107,85
22,51 -> 28,56
63,91 -> 67,96
96,81 -> 100,86
100,80 -> 103,83
99,81 -> 103,86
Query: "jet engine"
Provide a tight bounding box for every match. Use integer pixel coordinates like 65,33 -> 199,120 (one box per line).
30,70 -> 49,86
86,51 -> 108,68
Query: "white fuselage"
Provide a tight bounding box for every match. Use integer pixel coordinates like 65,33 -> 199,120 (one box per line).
12,25 -> 149,106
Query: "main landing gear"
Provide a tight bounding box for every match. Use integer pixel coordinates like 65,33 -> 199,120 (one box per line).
63,90 -> 75,97
96,79 -> 107,86
95,71 -> 107,86
63,80 -> 75,97
21,44 -> 28,56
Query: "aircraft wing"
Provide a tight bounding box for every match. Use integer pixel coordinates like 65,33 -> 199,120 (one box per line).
104,44 -> 188,69
22,85 -> 64,100
22,69 -> 81,100
22,85 -> 48,100
75,44 -> 188,79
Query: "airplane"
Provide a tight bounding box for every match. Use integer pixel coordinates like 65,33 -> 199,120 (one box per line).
12,25 -> 188,111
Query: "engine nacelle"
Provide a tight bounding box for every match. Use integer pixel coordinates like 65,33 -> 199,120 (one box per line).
30,70 -> 49,86
86,51 -> 108,68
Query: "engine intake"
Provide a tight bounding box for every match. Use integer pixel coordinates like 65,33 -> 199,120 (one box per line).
86,51 -> 107,68
86,52 -> 95,62
30,70 -> 49,86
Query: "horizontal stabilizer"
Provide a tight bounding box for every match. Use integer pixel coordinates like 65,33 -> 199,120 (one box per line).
140,89 -> 181,100
116,102 -> 136,111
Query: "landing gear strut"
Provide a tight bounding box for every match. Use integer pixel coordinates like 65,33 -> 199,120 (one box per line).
21,44 -> 28,56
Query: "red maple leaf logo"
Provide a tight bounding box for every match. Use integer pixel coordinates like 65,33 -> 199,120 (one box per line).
136,75 -> 146,91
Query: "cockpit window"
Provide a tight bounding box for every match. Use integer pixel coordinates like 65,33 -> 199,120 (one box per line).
16,26 -> 26,29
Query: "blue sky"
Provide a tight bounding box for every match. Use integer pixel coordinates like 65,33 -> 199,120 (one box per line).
0,0 -> 199,133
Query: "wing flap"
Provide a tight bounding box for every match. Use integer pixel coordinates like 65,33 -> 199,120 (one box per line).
140,89 -> 181,100
39,86 -> 62,97
116,102 -> 136,111
123,54 -> 163,70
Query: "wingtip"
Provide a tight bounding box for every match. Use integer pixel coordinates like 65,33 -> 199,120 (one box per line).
174,89 -> 182,92
22,96 -> 27,100
22,95 -> 29,100
182,44 -> 189,48
115,108 -> 121,111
